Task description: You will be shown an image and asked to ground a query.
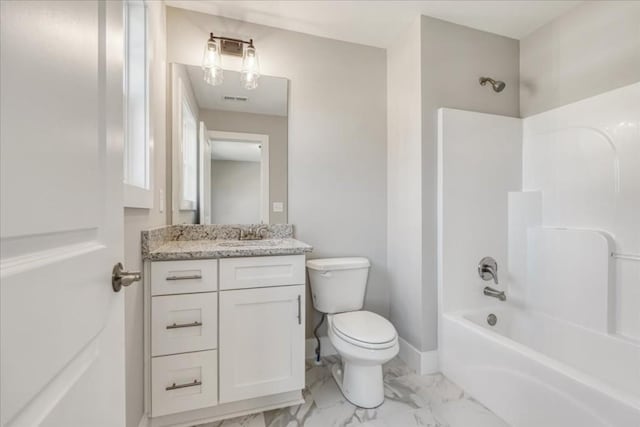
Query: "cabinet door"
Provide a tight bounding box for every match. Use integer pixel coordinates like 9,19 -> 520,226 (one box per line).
219,285 -> 305,403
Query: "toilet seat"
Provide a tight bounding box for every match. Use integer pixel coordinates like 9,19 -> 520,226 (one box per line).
331,311 -> 397,350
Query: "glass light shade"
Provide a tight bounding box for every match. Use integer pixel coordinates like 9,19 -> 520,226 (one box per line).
202,37 -> 223,86
203,66 -> 223,86
202,37 -> 222,69
241,45 -> 260,90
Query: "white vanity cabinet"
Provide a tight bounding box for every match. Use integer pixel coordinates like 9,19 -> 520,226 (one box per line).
218,255 -> 305,403
145,254 -> 306,426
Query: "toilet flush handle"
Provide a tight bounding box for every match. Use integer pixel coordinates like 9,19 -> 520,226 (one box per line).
319,271 -> 332,277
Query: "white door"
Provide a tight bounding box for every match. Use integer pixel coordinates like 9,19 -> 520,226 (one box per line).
199,121 -> 212,224
219,285 -> 305,403
1,2 -> 127,426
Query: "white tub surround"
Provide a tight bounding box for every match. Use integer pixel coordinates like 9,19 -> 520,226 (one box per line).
438,83 -> 640,427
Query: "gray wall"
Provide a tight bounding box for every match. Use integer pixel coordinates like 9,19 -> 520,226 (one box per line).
123,3 -> 166,427
200,109 -> 288,224
387,18 -> 424,351
520,1 -> 640,117
387,15 -> 519,353
166,7 -> 388,338
211,160 -> 261,224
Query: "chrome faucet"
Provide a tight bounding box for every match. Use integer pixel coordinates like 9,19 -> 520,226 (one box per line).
238,225 -> 269,240
478,256 -> 499,284
478,256 -> 506,301
483,286 -> 506,301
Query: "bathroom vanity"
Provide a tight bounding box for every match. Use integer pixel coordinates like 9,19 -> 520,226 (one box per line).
141,225 -> 312,427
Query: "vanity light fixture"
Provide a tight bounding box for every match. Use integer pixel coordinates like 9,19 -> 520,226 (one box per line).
202,33 -> 260,90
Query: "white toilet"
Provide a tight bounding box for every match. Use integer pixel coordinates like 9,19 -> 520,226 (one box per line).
306,257 -> 399,408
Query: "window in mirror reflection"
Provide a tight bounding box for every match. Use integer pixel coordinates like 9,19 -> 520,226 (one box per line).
180,99 -> 197,209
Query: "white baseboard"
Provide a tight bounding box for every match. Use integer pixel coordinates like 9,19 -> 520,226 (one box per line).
305,336 -> 337,359
137,414 -> 149,427
398,337 -> 439,375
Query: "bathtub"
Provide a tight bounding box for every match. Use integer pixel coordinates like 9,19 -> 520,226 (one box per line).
440,306 -> 640,427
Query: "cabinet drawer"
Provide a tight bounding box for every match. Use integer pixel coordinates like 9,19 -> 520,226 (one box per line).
152,293 -> 217,356
151,350 -> 218,417
151,260 -> 217,295
219,255 -> 305,290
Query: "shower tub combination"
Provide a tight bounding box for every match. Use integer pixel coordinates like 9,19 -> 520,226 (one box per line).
440,307 -> 640,427
437,84 -> 640,427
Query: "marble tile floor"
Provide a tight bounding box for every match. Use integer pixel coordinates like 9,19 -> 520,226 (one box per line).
201,356 -> 509,427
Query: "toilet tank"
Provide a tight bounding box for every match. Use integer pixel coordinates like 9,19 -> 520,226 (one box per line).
306,257 -> 370,314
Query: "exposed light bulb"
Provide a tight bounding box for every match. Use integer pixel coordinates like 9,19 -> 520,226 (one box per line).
241,43 -> 260,90
202,34 -> 223,86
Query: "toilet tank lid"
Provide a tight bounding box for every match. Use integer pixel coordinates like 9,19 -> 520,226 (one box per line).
306,257 -> 370,271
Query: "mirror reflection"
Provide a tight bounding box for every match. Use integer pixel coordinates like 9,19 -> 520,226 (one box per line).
170,63 -> 288,225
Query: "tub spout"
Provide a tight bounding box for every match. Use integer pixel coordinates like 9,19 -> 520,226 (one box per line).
483,286 -> 506,301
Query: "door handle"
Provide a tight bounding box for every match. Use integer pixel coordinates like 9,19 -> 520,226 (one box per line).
112,262 -> 141,292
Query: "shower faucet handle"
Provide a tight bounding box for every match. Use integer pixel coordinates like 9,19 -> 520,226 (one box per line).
478,256 -> 499,285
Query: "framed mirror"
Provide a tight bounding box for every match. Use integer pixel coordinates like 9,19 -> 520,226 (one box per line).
170,63 -> 288,225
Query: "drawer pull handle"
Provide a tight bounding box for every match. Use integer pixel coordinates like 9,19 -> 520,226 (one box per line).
166,379 -> 202,391
297,294 -> 302,325
166,321 -> 203,330
166,274 -> 202,281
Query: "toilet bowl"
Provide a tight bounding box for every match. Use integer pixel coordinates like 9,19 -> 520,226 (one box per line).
327,311 -> 399,408
306,257 -> 399,408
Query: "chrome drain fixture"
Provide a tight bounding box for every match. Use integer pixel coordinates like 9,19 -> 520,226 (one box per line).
487,313 -> 497,326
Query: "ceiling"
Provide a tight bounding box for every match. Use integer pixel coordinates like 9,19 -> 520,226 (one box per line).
165,0 -> 582,47
186,65 -> 288,117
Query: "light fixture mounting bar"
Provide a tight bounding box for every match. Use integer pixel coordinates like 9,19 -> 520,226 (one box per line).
208,33 -> 254,57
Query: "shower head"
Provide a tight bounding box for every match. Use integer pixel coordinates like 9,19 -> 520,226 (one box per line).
479,77 -> 506,93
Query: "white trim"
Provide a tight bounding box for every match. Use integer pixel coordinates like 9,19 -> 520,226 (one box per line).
208,130 -> 270,224
137,414 -> 149,427
124,183 -> 153,209
397,337 -> 439,375
123,0 -> 153,209
305,336 -> 337,359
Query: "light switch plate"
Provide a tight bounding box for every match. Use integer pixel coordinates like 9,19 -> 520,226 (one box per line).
272,202 -> 284,213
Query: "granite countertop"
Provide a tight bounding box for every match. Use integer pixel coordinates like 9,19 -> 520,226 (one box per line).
146,238 -> 312,261
141,224 -> 312,261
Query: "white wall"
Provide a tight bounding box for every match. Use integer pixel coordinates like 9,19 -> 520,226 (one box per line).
166,7 -> 388,338
437,109 -> 522,313
123,2 -> 166,427
520,1 -> 640,117
210,160 -> 261,224
200,109 -> 288,224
